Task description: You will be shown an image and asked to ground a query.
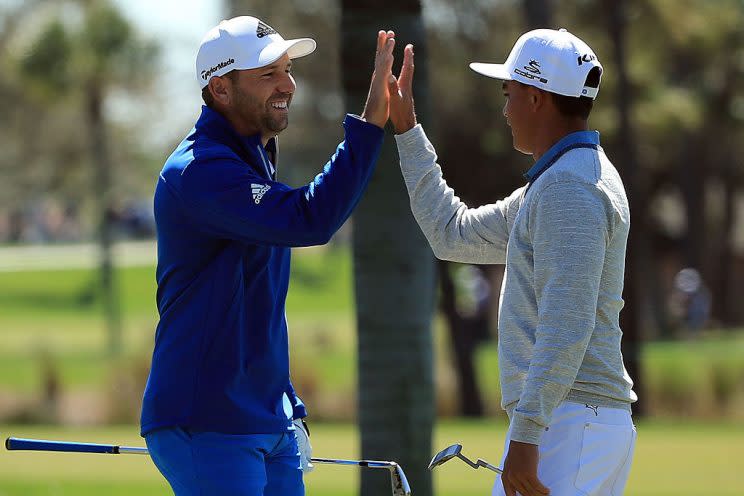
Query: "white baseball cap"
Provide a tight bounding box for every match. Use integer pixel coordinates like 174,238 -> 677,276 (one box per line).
196,16 -> 317,89
470,28 -> 602,99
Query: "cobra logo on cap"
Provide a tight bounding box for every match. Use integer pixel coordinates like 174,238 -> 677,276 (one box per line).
514,59 -> 548,84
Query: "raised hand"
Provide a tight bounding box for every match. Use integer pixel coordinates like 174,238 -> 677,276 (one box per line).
361,30 -> 396,129
388,43 -> 417,134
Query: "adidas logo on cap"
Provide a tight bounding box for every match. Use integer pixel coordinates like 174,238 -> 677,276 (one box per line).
256,20 -> 277,38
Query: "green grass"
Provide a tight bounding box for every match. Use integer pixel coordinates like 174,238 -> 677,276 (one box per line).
0,420 -> 742,495
0,248 -> 354,392
2,246 -> 744,493
2,247 -> 744,421
0,246 -> 351,323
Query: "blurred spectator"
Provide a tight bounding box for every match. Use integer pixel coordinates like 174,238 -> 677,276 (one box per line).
669,267 -> 712,335
0,199 -> 156,244
109,201 -> 156,240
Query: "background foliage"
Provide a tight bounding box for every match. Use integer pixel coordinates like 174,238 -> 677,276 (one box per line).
1,0 -> 743,494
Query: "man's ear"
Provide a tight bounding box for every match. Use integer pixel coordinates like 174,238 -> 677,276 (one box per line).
528,86 -> 545,112
208,76 -> 231,107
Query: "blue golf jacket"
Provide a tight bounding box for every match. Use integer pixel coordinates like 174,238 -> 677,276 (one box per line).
140,106 -> 383,436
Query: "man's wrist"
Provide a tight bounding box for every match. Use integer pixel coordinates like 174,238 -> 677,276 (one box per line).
394,119 -> 417,134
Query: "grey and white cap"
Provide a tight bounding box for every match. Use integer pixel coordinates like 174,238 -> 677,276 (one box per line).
196,16 -> 316,89
470,28 -> 602,99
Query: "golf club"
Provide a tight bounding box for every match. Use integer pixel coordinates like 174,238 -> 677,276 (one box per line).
6,437 -> 412,496
428,443 -> 502,474
312,457 -> 411,496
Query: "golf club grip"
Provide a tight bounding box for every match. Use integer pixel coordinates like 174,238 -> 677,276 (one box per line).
6,437 -> 121,454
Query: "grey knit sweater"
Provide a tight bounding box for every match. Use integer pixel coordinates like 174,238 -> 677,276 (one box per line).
395,125 -> 637,445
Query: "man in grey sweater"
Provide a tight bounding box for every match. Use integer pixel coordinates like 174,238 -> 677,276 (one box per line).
389,30 -> 637,496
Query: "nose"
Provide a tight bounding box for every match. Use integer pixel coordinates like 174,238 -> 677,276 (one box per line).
278,72 -> 296,94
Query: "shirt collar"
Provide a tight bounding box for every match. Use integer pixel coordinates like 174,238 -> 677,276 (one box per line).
523,130 -> 600,182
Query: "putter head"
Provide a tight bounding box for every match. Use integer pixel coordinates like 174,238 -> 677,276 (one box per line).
390,463 -> 412,496
428,444 -> 462,470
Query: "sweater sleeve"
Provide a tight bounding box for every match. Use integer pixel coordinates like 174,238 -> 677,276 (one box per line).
395,124 -> 520,264
509,181 -> 609,445
177,115 -> 383,247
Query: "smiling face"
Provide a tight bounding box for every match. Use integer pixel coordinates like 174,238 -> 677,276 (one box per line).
210,53 -> 296,142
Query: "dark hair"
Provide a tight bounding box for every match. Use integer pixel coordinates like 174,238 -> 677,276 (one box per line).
201,70 -> 238,107
549,66 -> 602,120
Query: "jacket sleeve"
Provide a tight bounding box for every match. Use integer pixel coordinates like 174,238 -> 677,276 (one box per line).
509,181 -> 609,445
394,124 -> 520,264
178,115 -> 383,247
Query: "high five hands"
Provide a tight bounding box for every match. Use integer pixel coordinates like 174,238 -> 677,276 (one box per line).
361,30 -> 417,134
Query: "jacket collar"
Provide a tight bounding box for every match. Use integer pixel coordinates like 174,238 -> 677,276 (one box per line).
195,105 -> 277,179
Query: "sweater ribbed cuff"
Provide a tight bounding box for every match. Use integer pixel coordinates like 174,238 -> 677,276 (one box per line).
394,123 -> 425,154
509,413 -> 547,446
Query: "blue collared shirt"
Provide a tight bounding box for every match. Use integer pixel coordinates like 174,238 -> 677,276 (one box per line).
524,130 -> 600,187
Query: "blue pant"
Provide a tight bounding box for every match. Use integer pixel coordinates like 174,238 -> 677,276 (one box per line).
145,427 -> 304,496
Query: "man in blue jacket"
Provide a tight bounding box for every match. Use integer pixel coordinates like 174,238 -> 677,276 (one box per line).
140,16 -> 396,496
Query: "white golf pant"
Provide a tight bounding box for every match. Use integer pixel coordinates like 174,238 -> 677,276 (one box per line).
492,401 -> 636,496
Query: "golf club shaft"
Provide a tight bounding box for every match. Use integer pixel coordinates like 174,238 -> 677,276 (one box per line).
7,437 -> 412,495
456,453 -> 503,474
7,438 -> 400,467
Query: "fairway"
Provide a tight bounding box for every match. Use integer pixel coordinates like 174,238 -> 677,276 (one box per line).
2,247 -> 744,494
1,420 -> 742,495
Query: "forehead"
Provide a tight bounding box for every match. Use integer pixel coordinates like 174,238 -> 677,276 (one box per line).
259,54 -> 292,70
234,54 -> 292,79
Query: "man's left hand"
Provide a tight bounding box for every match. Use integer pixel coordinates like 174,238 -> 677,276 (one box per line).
293,418 -> 313,473
501,441 -> 550,496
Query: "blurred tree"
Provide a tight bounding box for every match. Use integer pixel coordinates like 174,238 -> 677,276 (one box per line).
15,0 -> 158,355
605,0 -> 646,416
524,0 -> 554,29
341,1 -> 436,495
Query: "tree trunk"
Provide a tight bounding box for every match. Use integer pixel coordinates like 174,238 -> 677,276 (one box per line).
341,2 -> 436,495
716,177 -> 735,324
606,0 -> 645,416
86,80 -> 121,357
